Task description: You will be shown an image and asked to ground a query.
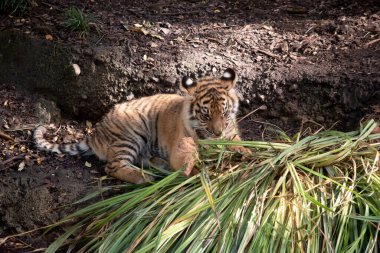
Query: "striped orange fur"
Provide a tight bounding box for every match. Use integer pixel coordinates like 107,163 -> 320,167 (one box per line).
34,68 -> 250,184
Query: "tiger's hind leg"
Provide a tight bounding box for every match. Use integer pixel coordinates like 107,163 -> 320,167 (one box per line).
105,143 -> 154,184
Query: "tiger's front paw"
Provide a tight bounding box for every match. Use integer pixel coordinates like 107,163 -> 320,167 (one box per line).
179,137 -> 198,176
229,145 -> 252,155
229,145 -> 253,162
106,165 -> 155,184
170,137 -> 199,176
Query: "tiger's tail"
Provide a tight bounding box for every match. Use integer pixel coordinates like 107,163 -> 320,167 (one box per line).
34,125 -> 90,155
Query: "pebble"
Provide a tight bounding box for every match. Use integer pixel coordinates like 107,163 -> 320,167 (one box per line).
72,64 -> 81,76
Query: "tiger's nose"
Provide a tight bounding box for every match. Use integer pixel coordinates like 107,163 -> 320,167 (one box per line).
213,129 -> 222,137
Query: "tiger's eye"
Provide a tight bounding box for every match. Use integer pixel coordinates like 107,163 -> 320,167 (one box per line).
201,113 -> 210,120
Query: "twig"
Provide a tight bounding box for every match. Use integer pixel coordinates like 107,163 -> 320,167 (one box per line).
237,105 -> 267,123
364,38 -> 380,47
235,39 -> 281,59
4,124 -> 36,132
203,25 -> 239,31
252,46 -> 281,60
206,37 -> 224,46
54,125 -> 62,135
0,222 -> 57,247
125,9 -> 144,18
159,10 -> 200,16
0,130 -> 14,141
95,34 -> 105,45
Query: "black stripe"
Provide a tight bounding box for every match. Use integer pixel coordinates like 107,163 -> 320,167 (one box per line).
202,99 -> 211,104
112,117 -> 126,133
152,112 -> 160,154
114,150 -> 136,162
98,127 -> 114,143
76,143 -> 87,153
189,103 -> 195,115
105,126 -> 126,141
112,142 -> 139,155
198,89 -> 217,100
196,83 -> 220,93
134,131 -> 148,144
139,113 -> 149,132
58,144 -> 65,153
70,144 -> 77,152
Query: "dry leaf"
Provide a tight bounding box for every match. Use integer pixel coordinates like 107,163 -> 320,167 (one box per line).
86,120 -> 93,129
85,161 -> 92,168
37,156 -> 45,165
132,26 -> 149,35
20,145 -> 26,152
66,127 -> 74,135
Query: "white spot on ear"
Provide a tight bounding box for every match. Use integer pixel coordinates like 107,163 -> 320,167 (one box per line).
185,78 -> 193,86
223,71 -> 232,79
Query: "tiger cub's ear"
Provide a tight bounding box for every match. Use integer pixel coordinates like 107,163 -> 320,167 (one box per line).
180,76 -> 197,95
221,68 -> 237,90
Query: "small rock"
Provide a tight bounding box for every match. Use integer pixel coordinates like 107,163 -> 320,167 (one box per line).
149,42 -> 158,48
91,62 -> 96,73
160,27 -> 170,35
289,84 -> 298,91
72,64 -> 81,76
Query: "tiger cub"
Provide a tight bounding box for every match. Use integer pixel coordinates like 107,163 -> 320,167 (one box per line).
34,68 -> 250,184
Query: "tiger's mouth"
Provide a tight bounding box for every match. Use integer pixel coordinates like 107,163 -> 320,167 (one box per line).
195,129 -> 224,139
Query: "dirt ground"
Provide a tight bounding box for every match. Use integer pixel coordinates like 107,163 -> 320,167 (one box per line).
0,0 -> 379,251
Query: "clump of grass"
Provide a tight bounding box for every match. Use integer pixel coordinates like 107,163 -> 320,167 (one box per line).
0,0 -> 35,15
47,120 -> 380,252
64,7 -> 92,36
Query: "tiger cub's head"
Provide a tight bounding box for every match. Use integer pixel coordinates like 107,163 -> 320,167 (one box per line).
180,68 -> 239,139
